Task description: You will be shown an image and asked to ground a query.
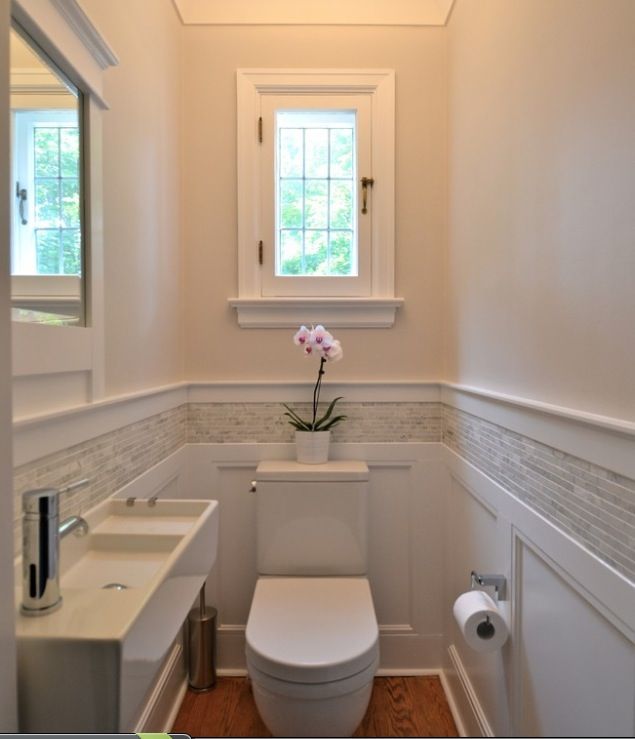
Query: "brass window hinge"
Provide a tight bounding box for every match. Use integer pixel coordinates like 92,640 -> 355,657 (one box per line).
258,240 -> 263,265
258,116 -> 263,144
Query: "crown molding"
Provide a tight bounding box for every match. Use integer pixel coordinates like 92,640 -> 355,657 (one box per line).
173,0 -> 455,27
50,0 -> 118,70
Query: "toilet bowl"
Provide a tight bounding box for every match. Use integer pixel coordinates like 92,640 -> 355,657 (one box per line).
246,577 -> 379,738
246,460 -> 378,737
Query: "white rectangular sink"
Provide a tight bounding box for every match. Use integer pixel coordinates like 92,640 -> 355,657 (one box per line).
16,497 -> 219,732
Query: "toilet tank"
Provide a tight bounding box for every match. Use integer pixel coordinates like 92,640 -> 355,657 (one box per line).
255,460 -> 369,576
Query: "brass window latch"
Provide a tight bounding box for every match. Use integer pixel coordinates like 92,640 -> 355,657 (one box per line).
361,176 -> 374,214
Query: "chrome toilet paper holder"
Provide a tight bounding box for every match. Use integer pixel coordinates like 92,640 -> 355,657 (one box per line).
471,570 -> 507,601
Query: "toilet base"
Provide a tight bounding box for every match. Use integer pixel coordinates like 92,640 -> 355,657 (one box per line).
252,678 -> 373,738
248,658 -> 378,738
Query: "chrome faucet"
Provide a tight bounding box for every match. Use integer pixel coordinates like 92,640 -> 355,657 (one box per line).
21,479 -> 89,616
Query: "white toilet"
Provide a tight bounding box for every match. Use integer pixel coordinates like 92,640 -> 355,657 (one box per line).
246,460 -> 379,738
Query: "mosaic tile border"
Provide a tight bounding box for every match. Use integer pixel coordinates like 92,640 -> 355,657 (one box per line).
443,405 -> 635,582
188,401 -> 443,444
13,398 -> 634,583
12,405 -> 188,557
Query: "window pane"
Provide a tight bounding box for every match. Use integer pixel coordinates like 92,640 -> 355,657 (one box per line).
279,230 -> 303,274
330,129 -> 353,177
275,109 -> 357,278
34,127 -> 59,177
62,229 -> 81,275
305,129 -> 328,178
35,229 -> 61,274
329,231 -> 353,275
35,179 -> 60,227
279,128 -> 303,177
279,179 -> 303,229
60,127 -> 79,177
61,178 -> 80,227
330,181 -> 353,229
304,180 -> 328,229
305,231 -> 328,274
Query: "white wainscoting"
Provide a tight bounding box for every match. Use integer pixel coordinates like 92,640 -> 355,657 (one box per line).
443,447 -> 635,738
182,442 -> 447,672
92,438 -> 634,736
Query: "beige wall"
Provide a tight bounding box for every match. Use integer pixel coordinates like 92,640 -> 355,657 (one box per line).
82,0 -> 183,396
182,26 -> 446,382
446,0 -> 635,420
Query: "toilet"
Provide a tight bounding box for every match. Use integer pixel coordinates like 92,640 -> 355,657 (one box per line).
245,460 -> 379,738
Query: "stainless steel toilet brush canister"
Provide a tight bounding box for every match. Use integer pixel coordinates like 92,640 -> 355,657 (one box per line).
187,584 -> 217,691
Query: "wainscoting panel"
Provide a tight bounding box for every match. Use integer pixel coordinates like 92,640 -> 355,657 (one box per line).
184,443 -> 446,672
443,447 -> 635,738
514,534 -> 634,737
443,476 -> 513,736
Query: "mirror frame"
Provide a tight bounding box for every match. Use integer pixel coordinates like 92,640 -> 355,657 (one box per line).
9,0 -> 117,409
10,19 -> 87,326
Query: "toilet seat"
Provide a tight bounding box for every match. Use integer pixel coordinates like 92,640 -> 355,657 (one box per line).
246,577 -> 379,684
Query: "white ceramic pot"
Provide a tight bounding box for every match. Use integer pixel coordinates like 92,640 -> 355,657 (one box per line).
295,430 -> 331,464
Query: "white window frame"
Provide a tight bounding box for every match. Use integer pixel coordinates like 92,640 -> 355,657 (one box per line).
230,69 -> 402,328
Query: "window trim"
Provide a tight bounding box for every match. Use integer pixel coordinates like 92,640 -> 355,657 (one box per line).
232,68 -> 402,328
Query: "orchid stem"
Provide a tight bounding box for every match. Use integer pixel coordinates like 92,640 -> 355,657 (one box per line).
312,357 -> 326,430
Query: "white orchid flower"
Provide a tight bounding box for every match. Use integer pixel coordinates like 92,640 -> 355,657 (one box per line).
322,339 -> 343,362
286,324 -> 346,432
310,324 -> 333,348
293,325 -> 311,346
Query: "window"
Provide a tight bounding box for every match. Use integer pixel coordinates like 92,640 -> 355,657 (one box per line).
12,109 -> 81,276
232,69 -> 402,328
261,100 -> 370,297
276,110 -> 358,279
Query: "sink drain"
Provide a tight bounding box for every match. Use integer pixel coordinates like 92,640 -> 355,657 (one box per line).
102,582 -> 128,590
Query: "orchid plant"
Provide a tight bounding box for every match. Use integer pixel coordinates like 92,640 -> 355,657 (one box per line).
283,325 -> 346,432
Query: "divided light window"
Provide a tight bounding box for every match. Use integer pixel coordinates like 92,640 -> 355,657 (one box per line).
261,95 -> 371,297
12,110 -> 81,276
276,110 -> 356,278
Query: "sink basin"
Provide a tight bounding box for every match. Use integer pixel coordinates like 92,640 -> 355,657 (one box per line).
61,534 -> 179,589
16,498 -> 219,732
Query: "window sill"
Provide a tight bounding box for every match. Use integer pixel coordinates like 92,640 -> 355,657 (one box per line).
228,297 -> 403,328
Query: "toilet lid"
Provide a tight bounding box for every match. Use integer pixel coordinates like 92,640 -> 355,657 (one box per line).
246,577 -> 379,684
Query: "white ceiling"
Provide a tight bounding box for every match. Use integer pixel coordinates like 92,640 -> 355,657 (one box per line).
172,0 -> 455,26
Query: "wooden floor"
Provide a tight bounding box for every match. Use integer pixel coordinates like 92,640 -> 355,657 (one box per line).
173,676 -> 459,737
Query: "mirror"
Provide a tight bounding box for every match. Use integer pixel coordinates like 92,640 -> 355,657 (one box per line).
10,25 -> 85,326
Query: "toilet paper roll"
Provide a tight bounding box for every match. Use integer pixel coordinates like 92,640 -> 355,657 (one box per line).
453,590 -> 509,653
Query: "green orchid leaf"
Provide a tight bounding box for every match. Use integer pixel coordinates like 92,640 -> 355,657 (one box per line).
313,396 -> 344,429
283,412 -> 311,431
282,403 -> 309,425
319,414 -> 347,431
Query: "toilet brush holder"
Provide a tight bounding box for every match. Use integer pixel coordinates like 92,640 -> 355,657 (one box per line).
187,585 -> 217,691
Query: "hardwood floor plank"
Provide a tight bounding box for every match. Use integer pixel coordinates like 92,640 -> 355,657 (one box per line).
173,676 -> 458,738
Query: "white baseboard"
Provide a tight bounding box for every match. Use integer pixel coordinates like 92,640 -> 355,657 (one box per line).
446,644 -> 493,737
438,669 -> 470,738
217,624 -> 443,674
